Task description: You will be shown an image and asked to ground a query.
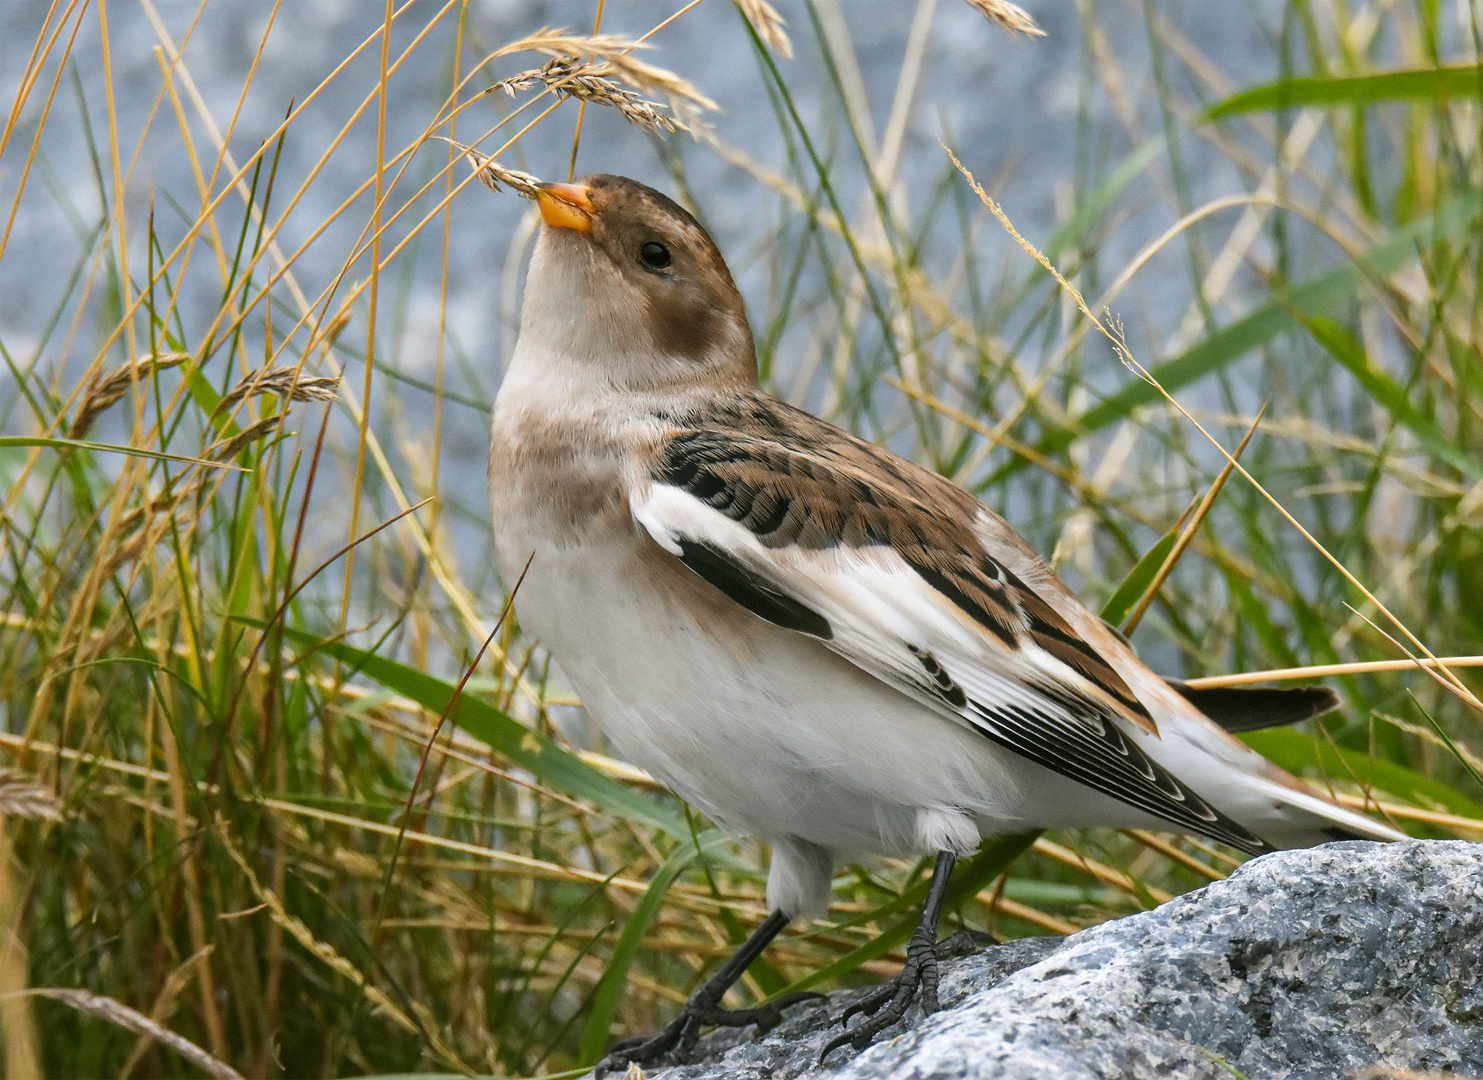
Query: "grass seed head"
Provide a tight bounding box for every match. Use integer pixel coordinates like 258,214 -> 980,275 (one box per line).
736,0 -> 794,59
434,137 -> 543,198
69,352 -> 190,439
208,416 -> 285,461
964,0 -> 1046,38
493,58 -> 680,133
0,769 -> 64,822
213,366 -> 340,418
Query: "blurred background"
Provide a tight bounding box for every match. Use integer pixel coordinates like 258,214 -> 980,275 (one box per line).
2,2 -> 1480,1076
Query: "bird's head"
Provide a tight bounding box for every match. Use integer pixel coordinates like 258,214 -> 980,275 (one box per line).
518,174 -> 757,393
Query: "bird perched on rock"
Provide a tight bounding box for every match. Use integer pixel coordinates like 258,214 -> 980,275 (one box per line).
487,174 -> 1403,1074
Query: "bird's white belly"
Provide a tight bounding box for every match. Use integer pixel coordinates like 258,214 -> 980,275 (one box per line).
494,516 -> 1157,860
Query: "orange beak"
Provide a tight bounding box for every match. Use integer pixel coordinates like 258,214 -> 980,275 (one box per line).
536,182 -> 594,234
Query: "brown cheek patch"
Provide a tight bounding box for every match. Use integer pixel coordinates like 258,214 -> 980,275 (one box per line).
643,284 -> 724,361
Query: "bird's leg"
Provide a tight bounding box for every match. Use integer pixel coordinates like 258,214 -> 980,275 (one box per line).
594,908 -> 822,1077
821,849 -> 958,1063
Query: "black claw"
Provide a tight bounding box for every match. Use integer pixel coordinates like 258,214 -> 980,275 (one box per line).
819,1027 -> 858,1064
594,908 -> 798,1075
819,935 -> 946,1064
837,984 -> 889,1028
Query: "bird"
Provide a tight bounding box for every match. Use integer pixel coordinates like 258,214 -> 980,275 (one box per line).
487,173 -> 1404,1074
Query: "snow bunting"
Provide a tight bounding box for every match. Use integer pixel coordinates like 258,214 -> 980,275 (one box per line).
488,175 -> 1402,1071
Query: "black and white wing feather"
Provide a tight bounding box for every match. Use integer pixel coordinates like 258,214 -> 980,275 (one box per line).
634,397 -> 1273,855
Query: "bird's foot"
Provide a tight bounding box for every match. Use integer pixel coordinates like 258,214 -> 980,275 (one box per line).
818,926 -> 995,1064
593,991 -> 822,1077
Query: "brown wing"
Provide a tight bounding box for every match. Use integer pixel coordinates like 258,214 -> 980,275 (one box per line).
653,394 -> 1154,729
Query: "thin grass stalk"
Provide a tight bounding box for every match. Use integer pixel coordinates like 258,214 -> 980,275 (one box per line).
1121,403 -> 1267,635
340,0 -> 397,657
0,819 -> 39,1080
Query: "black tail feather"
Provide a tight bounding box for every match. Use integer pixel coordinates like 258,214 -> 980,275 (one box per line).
1168,682 -> 1339,734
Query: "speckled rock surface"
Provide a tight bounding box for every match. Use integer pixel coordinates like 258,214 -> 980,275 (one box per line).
644,841 -> 1483,1080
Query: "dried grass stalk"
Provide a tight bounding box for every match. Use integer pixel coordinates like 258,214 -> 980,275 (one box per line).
493,58 -> 679,132
963,0 -> 1046,38
118,946 -> 216,1079
104,480 -> 205,578
0,770 -> 62,822
435,137 -> 543,198
69,353 -> 190,439
208,416 -> 284,461
736,0 -> 793,59
213,366 -> 339,418
17,989 -> 243,1080
321,296 -> 354,351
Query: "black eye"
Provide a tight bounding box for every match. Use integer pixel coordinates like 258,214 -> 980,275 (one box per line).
639,241 -> 672,270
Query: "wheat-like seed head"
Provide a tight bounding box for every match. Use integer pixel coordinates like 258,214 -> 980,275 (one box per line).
483,29 -> 717,139
963,0 -> 1046,38
0,769 -> 63,821
432,137 -> 543,199
493,58 -> 680,133
213,366 -> 340,418
69,352 -> 190,439
208,416 -> 286,461
736,0 -> 794,59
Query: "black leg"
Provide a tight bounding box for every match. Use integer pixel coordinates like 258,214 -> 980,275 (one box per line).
820,849 -> 958,1063
594,908 -> 822,1077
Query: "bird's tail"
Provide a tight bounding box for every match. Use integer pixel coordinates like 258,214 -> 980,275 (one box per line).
1131,692 -> 1408,850
1228,771 -> 1407,849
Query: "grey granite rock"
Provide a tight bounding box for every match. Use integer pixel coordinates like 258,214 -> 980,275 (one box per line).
642,841 -> 1483,1080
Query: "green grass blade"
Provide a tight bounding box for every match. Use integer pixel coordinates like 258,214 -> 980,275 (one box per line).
257,622 -> 691,841
1207,64 -> 1483,120
1297,315 -> 1480,478
1100,527 -> 1179,627
1408,691 -> 1483,797
0,435 -> 240,470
